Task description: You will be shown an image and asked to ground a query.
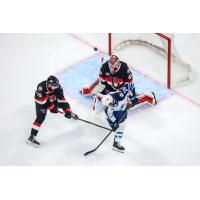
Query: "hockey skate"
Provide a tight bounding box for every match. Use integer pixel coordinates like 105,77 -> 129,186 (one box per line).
26,135 -> 40,147
112,141 -> 125,153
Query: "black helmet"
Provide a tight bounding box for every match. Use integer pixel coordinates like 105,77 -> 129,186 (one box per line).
47,75 -> 59,87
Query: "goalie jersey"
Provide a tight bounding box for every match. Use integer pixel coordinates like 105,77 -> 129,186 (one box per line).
99,60 -> 133,92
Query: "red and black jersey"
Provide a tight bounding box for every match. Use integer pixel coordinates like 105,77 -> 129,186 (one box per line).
34,81 -> 70,112
98,61 -> 133,91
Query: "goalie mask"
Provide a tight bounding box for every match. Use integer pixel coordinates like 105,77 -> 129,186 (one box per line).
108,55 -> 121,74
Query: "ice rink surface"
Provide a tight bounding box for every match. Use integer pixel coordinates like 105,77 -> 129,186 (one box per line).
1,33 -> 200,165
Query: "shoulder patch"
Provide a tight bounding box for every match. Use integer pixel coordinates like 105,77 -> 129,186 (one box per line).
38,86 -> 43,92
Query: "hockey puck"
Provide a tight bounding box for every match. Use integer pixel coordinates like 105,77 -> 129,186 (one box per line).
94,47 -> 98,51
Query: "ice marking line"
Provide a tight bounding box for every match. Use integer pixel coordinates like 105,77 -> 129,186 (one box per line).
56,54 -> 101,108
174,90 -> 200,108
67,33 -> 106,54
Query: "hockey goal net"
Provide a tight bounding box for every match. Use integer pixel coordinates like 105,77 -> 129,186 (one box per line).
108,33 -> 192,88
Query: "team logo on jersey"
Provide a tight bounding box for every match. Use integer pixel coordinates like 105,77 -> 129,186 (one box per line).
112,77 -> 120,88
112,77 -> 118,83
106,72 -> 110,76
49,95 -> 57,102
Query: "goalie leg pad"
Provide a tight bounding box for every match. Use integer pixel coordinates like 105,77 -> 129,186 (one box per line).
92,83 -> 106,94
137,92 -> 157,105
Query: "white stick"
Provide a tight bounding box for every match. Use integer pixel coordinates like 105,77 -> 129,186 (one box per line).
92,57 -> 104,111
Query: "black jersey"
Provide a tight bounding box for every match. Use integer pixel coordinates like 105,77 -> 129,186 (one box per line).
34,80 -> 70,111
98,61 -> 133,91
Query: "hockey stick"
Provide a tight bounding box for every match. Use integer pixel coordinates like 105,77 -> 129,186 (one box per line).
92,57 -> 104,111
77,118 -> 111,131
84,110 -> 128,156
92,93 -> 97,111
84,129 -> 113,156
57,110 -> 111,131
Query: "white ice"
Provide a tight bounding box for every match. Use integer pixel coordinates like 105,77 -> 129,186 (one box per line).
0,33 -> 200,165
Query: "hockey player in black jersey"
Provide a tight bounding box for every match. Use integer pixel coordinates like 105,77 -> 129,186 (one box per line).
27,75 -> 78,147
81,55 -> 156,108
81,55 -> 133,95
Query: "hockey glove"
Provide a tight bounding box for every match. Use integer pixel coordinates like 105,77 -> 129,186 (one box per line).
64,111 -> 78,120
71,112 -> 79,120
107,119 -> 119,131
65,111 -> 72,119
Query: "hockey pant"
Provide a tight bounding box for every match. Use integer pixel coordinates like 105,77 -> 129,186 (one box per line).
31,101 -> 70,136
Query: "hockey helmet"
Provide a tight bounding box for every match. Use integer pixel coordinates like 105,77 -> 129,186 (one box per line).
47,75 -> 59,88
108,55 -> 121,74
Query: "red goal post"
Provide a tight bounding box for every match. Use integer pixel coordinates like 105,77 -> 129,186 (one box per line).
108,33 -> 191,89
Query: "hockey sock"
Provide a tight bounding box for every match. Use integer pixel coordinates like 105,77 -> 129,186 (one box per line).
30,128 -> 39,137
114,132 -> 124,143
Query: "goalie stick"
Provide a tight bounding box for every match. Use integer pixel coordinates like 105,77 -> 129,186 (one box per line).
91,57 -> 104,111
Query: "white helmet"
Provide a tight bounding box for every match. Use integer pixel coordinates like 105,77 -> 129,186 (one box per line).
101,95 -> 113,107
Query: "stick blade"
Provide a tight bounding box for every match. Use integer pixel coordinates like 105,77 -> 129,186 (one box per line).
84,149 -> 96,156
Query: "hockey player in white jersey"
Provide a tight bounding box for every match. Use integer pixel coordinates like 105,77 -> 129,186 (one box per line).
101,82 -> 135,153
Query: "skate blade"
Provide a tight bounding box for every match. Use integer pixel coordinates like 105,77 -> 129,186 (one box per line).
152,92 -> 157,105
112,147 -> 125,153
26,140 -> 40,148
